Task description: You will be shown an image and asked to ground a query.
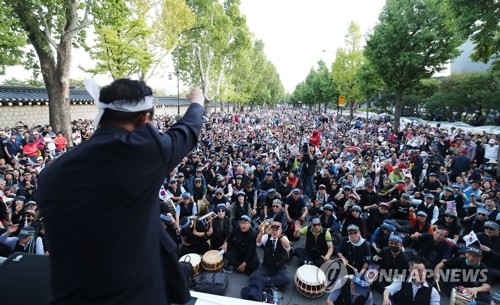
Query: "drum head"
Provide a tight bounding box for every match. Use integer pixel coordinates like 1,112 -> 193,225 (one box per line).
296,265 -> 326,285
202,250 -> 221,263
180,253 -> 201,265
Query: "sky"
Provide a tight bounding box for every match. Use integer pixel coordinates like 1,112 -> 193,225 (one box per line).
239,0 -> 387,92
1,0 -> 387,94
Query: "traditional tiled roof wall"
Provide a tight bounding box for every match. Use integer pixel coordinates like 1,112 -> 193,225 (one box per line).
0,86 -> 238,127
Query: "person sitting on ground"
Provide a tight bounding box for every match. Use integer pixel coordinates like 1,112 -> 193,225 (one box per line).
179,216 -> 211,256
327,272 -> 374,305
337,224 -> 371,274
220,215 -> 259,275
370,221 -> 397,255
341,205 -> 367,238
477,221 -> 500,282
210,204 -> 231,251
293,217 -> 334,267
0,224 -> 44,255
383,259 -> 440,305
434,246 -> 492,305
432,209 -> 460,243
372,234 -> 410,292
250,221 -> 291,290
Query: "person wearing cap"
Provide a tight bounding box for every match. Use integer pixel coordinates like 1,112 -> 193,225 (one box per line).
327,272 -> 374,305
408,209 -> 434,242
229,174 -> 245,202
0,223 -> 44,255
413,226 -> 452,270
372,233 -> 409,292
189,175 -> 207,204
484,197 -> 499,222
482,138 -> 498,165
464,207 -> 490,235
341,205 -> 367,239
241,180 -> 259,217
276,175 -> 293,200
267,199 -> 288,231
391,192 -> 414,226
179,216 -> 211,256
284,188 -> 307,238
314,183 -> 330,206
209,204 -> 231,251
37,84 -> 203,305
432,209 -> 461,242
358,180 -> 379,210
320,203 -> 340,234
370,220 -> 397,254
439,185 -> 466,218
434,246 -> 492,304
293,217 -> 334,267
365,202 -> 391,238
175,192 -> 198,225
259,171 -> 277,193
250,221 -> 292,290
409,149 -> 424,186
208,187 -> 230,212
422,173 -> 442,199
301,143 -> 318,199
166,176 -> 185,204
259,188 -> 282,220
477,221 -> 500,281
383,259 -> 440,305
160,213 -> 181,249
230,191 -> 252,229
221,215 -> 259,275
337,224 -> 371,274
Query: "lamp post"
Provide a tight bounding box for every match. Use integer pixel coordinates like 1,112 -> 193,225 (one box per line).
176,25 -> 206,115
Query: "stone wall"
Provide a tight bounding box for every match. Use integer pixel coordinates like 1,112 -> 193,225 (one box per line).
0,103 -> 242,128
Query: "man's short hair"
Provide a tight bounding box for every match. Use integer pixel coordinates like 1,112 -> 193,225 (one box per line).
99,79 -> 154,125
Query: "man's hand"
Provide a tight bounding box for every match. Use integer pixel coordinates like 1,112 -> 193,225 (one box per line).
6,224 -> 19,235
237,262 -> 246,272
186,88 -> 204,106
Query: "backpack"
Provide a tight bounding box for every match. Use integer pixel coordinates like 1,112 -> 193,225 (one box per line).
178,256 -> 195,288
193,271 -> 228,295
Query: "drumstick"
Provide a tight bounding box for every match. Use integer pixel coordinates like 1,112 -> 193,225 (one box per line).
435,280 -> 441,292
345,262 -> 358,273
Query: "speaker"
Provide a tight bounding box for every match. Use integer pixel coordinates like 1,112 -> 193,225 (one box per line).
0,252 -> 51,305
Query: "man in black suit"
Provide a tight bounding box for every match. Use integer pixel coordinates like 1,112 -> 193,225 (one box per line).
37,79 -> 205,305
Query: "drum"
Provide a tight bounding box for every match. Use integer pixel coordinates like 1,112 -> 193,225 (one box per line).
294,265 -> 326,298
197,199 -> 210,216
201,250 -> 224,272
450,287 -> 474,305
179,253 -> 202,276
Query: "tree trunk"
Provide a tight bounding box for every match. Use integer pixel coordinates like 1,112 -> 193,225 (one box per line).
393,92 -> 403,132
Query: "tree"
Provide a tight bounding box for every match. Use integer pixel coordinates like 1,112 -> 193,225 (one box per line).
364,0 -> 463,132
331,22 -> 365,118
447,0 -> 500,71
0,6 -> 25,75
84,0 -> 153,80
355,59 -> 386,114
1,0 -> 92,146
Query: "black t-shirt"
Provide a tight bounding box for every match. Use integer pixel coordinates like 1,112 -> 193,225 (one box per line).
443,257 -> 491,288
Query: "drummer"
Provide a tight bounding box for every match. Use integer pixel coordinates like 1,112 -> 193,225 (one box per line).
250,221 -> 291,289
434,246 -> 492,304
210,204 -> 231,251
327,272 -> 374,305
220,215 -> 259,275
179,216 -> 211,256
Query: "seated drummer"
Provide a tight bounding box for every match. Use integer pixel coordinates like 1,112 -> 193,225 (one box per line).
327,272 -> 374,305
434,246 -> 492,304
336,225 -> 371,274
249,221 -> 291,289
293,217 -> 334,267
210,204 -> 231,251
372,234 -> 409,292
179,216 -> 211,256
220,215 -> 259,275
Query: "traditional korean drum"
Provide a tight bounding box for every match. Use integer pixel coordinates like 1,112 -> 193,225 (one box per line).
294,265 -> 326,298
197,199 -> 210,216
201,250 -> 224,272
179,253 -> 202,276
450,287 -> 474,305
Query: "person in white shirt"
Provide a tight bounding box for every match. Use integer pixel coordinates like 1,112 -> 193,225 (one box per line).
383,259 -> 440,305
483,138 -> 499,164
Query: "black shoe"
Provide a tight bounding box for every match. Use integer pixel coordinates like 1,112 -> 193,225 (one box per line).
223,265 -> 234,273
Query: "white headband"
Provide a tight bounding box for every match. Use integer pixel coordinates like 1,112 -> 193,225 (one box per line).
84,79 -> 155,127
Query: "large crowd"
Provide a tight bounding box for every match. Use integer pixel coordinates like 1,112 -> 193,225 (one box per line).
0,105 -> 499,305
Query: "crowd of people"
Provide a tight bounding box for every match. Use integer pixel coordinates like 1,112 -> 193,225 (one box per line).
1,104 -> 500,305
